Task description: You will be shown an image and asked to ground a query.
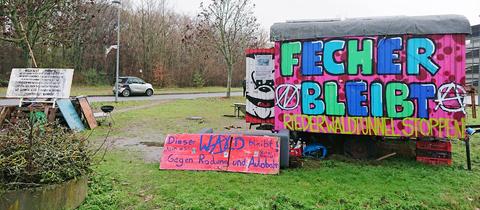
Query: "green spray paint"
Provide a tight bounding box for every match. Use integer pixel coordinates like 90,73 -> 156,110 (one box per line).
324,81 -> 345,116
348,39 -> 373,75
281,42 -> 301,76
386,82 -> 414,118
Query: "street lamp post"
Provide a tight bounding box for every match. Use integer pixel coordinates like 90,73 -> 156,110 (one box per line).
113,0 -> 121,103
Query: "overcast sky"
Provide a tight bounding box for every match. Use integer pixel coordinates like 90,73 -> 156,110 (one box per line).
169,0 -> 480,31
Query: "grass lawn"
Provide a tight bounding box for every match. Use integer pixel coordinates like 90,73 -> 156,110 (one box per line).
0,86 -> 241,97
79,97 -> 480,209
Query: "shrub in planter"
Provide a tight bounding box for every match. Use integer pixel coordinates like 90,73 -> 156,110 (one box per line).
0,119 -> 92,189
0,116 -> 94,209
0,117 -> 96,209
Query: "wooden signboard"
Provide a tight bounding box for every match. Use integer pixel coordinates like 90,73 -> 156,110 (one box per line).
57,99 -> 85,132
160,134 -> 280,175
77,97 -> 97,129
6,68 -> 74,99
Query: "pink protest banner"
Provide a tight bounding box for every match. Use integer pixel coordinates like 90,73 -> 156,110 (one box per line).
160,134 -> 280,175
160,134 -> 229,171
227,135 -> 280,174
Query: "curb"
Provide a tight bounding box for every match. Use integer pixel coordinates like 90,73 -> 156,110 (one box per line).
85,91 -> 242,97
0,91 -> 243,99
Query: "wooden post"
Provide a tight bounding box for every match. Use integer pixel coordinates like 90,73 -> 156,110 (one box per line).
466,138 -> 472,171
470,86 -> 476,118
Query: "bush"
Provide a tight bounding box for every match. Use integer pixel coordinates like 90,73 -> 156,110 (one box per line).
0,79 -> 8,87
192,71 -> 205,88
82,68 -> 105,86
0,118 -> 92,190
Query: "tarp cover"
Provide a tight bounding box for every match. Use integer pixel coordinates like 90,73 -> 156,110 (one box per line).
270,15 -> 471,41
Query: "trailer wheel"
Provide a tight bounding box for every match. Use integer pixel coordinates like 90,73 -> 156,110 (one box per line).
344,139 -> 377,159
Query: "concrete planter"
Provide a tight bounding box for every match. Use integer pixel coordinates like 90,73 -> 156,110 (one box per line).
0,176 -> 88,210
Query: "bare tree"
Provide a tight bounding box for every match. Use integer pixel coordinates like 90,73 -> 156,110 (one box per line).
0,0 -> 86,67
198,0 -> 259,97
0,0 -> 265,87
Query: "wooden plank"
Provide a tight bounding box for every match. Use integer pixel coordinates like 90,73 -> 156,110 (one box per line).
0,106 -> 15,127
376,152 -> 397,161
0,107 -> 8,127
47,108 -> 58,122
77,97 -> 97,129
57,99 -> 85,132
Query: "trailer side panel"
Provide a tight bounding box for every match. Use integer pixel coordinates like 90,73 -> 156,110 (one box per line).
274,34 -> 466,139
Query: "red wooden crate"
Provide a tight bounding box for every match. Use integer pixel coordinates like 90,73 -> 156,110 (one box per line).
416,157 -> 452,165
416,149 -> 451,159
416,141 -> 451,152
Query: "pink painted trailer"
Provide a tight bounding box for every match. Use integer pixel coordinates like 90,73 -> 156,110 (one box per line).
268,15 -> 473,166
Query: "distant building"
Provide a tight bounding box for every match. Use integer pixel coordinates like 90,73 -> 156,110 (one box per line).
466,24 -> 480,86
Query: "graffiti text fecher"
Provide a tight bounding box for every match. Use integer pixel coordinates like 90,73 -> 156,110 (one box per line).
274,34 -> 466,138
281,37 -> 440,76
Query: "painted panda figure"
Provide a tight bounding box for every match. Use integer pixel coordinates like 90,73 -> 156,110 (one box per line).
245,49 -> 275,124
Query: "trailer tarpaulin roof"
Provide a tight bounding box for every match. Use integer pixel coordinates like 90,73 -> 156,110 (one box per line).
270,15 -> 471,41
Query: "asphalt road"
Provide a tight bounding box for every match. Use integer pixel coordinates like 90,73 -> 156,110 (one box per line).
0,92 -> 243,106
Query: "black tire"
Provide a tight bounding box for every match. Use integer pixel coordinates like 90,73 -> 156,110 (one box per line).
145,89 -> 153,96
122,89 -> 131,97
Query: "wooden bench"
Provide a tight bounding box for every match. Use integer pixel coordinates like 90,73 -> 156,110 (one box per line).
232,103 -> 246,117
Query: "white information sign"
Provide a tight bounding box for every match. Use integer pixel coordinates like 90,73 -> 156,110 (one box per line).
254,54 -> 274,79
6,68 -> 74,99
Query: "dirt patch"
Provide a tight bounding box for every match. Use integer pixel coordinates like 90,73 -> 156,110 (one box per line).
92,101 -> 174,163
101,130 -> 166,163
140,141 -> 164,147
92,99 -> 248,163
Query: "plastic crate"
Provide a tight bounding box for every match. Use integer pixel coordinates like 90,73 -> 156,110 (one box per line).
416,141 -> 451,152
416,149 -> 451,159
289,147 -> 303,158
416,157 -> 452,165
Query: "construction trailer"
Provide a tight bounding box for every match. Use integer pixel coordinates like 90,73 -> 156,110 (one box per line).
248,15 -> 473,165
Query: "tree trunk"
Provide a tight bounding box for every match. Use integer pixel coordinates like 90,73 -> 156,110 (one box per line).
22,45 -> 32,68
226,63 -> 232,98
